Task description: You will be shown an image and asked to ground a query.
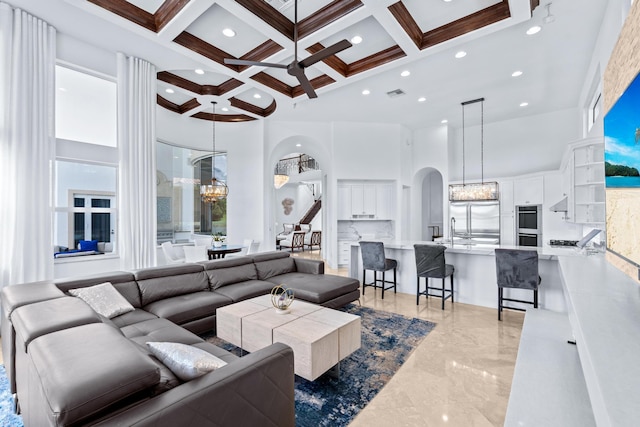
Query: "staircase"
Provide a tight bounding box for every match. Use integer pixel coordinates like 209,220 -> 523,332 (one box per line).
299,197 -> 321,225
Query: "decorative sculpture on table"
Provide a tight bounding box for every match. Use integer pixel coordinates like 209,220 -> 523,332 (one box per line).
271,285 -> 294,313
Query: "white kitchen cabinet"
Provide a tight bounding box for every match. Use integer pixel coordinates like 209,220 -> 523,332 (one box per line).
337,184 -> 352,220
500,180 -> 514,215
337,181 -> 395,220
338,240 -> 352,265
351,184 -> 377,218
375,183 -> 394,220
500,214 -> 515,246
514,176 -> 544,206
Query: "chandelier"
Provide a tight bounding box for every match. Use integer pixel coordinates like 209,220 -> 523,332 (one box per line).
449,97 -> 498,201
274,174 -> 289,189
200,101 -> 228,203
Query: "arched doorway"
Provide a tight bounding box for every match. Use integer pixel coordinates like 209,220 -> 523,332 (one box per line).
419,168 -> 444,241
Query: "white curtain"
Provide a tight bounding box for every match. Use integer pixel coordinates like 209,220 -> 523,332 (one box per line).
0,2 -> 56,289
117,52 -> 157,270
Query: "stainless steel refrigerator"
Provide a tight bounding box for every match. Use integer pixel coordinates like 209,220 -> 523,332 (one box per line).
449,201 -> 500,245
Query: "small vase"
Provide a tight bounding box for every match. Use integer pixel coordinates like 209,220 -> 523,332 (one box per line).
213,241 -> 222,248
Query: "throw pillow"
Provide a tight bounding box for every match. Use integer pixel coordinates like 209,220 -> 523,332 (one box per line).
79,240 -> 99,251
146,342 -> 227,381
69,282 -> 135,319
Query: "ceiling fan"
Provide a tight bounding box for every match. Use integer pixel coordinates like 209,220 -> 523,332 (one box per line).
224,0 -> 352,99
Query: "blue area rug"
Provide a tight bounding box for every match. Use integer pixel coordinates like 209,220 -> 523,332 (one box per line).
0,366 -> 23,427
207,304 -> 436,427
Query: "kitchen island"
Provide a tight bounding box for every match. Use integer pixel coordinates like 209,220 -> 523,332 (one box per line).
349,240 -> 589,312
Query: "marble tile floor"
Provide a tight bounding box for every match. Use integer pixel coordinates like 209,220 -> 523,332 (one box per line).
293,249 -> 525,427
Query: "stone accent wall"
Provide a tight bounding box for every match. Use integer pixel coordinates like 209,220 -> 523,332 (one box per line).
603,0 -> 640,114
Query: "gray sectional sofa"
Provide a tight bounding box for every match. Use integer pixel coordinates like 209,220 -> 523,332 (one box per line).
1,251 -> 360,427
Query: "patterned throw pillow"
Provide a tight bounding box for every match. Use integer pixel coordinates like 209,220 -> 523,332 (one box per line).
147,342 -> 227,381
69,282 -> 135,318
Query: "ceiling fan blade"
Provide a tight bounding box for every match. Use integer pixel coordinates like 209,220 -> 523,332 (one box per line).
295,71 -> 317,99
224,58 -> 287,69
299,39 -> 352,68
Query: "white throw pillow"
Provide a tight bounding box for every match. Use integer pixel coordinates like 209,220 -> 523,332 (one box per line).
69,282 -> 135,319
147,342 -> 227,381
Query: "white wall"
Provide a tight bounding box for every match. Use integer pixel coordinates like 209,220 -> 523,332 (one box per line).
448,107 -> 581,182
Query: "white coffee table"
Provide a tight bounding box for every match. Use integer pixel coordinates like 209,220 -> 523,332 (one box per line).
217,295 -> 361,381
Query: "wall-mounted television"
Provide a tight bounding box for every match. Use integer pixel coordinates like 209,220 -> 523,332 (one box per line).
604,70 -> 640,274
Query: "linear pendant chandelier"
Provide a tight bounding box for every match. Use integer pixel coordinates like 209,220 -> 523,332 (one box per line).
200,101 -> 229,203
449,97 -> 499,201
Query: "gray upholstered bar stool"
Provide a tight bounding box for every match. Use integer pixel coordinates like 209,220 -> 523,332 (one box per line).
414,244 -> 455,310
359,241 -> 397,299
494,248 -> 541,321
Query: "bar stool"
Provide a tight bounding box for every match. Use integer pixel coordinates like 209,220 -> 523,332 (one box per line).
494,248 -> 541,321
414,244 -> 454,310
359,241 -> 397,299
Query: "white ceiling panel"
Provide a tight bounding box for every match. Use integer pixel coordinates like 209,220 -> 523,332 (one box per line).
234,88 -> 275,109
170,70 -> 232,86
404,0 -> 502,32
127,0 -> 164,15
185,4 -> 272,58
264,0 -> 334,22
322,16 -> 397,64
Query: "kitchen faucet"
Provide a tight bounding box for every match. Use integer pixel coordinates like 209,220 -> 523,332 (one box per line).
450,217 -> 456,245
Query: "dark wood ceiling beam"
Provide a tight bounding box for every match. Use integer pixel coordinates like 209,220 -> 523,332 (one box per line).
297,0 -> 363,39
155,0 -> 190,32
174,32 -> 240,72
88,0 -> 156,31
306,43 -> 349,77
530,0 -> 541,13
421,1 -> 511,49
158,71 -> 245,96
347,45 -> 406,76
229,98 -> 277,117
237,40 -> 284,72
388,1 -> 422,49
192,111 -> 256,122
157,95 -> 200,114
235,0 -> 293,40
180,98 -> 201,113
251,72 -> 294,97
292,75 -> 335,98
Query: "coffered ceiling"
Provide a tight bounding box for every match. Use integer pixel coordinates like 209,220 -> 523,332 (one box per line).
72,0 -> 537,122
9,0 -> 609,129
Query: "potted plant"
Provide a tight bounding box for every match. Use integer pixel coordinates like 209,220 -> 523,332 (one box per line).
212,232 -> 226,248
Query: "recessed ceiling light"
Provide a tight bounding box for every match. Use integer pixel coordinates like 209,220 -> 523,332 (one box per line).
443,0 -> 453,2
418,97 -> 426,102
441,119 -> 448,124
195,69 -> 204,75
351,35 -> 363,44
253,93 -> 261,99
520,102 -> 529,107
221,107 -> 229,112
222,28 -> 236,37
526,25 -> 541,35
165,88 -> 174,94
362,89 -> 370,95
401,70 -> 411,77
455,51 -> 467,59
296,143 -> 301,147
512,70 -> 523,77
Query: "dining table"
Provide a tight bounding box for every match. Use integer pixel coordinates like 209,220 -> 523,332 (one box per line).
207,244 -> 243,260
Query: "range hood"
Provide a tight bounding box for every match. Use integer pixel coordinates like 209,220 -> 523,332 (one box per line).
549,197 -> 568,212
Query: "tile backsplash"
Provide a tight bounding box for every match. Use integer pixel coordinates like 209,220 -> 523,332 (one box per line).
337,220 -> 394,241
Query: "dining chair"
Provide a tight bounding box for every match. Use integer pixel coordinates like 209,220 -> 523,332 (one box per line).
414,244 -> 454,310
161,241 -> 186,264
280,231 -> 305,252
183,245 -> 208,263
494,248 -> 541,321
359,241 -> 397,299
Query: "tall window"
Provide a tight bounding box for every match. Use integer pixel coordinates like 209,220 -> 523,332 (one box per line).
156,141 -> 227,244
54,161 -> 117,250
54,64 -> 118,255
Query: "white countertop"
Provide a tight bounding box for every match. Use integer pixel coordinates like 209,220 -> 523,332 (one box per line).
558,256 -> 640,426
349,239 -> 586,258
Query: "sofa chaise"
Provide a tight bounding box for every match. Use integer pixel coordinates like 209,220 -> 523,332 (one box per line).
1,251 -> 360,426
